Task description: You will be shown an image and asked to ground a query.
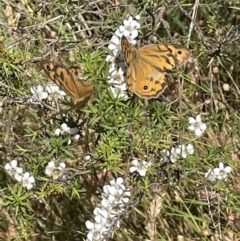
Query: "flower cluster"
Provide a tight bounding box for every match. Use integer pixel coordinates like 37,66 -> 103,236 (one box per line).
205,162 -> 232,182
5,160 -> 35,190
86,177 -> 131,241
161,143 -> 195,163
106,16 -> 140,99
28,84 -> 66,104
55,122 -> 80,145
188,114 -> 207,137
45,160 -> 66,180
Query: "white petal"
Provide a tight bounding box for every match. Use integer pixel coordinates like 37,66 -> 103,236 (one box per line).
188,117 -> 196,124
130,29 -> 138,39
213,167 -> 220,176
15,173 -> 23,182
129,166 -> 137,173
108,43 -> 117,51
10,160 -> 18,168
131,159 -> 139,166
195,128 -> 202,136
116,177 -> 124,184
224,166 -> 232,173
115,29 -> 123,37
119,25 -> 126,32
187,144 -> 194,154
188,126 -> 195,131
40,92 -> 48,100
59,162 -> 66,169
23,172 -> 30,179
218,162 -> 224,169
61,123 -> 69,132
74,134 -> 80,140
196,114 -> 202,122
29,176 -> 35,183
16,167 -> 23,174
135,15 -> 140,20
4,163 -> 11,170
106,55 -> 113,62
138,169 -> 147,176
84,155 -> 91,161
55,128 -> 61,136
85,220 -> 94,230
200,123 -> 207,131
48,160 -> 55,168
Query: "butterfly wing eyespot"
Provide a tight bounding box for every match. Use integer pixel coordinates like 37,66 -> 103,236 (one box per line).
39,60 -> 94,102
121,36 -> 190,99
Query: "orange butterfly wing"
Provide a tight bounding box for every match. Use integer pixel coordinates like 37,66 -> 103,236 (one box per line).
40,60 -> 94,102
121,36 -> 190,99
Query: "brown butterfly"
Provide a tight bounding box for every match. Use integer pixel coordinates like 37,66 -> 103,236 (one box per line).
40,60 -> 94,109
121,36 -> 191,99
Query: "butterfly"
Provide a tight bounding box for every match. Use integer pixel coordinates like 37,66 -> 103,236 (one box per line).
40,60 -> 94,109
121,36 -> 191,99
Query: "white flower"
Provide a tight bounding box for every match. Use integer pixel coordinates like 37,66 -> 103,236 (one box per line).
22,172 -> 35,190
45,83 -> 66,96
169,147 -> 180,163
214,162 -> 232,180
176,144 -> 194,158
86,221 -> 107,241
188,114 -> 207,137
135,15 -> 140,20
5,160 -> 23,181
58,162 -> 66,171
45,160 -> 55,176
5,159 -> 18,173
109,84 -> 128,99
93,207 -> 109,225
55,128 -> 61,136
61,123 -> 70,134
205,168 -> 217,182
106,55 -> 114,62
55,123 -> 79,137
86,177 -> 131,241
108,34 -> 122,56
121,16 -> 140,40
160,148 -> 179,163
84,155 -> 91,161
108,64 -> 128,99
14,168 -> 23,182
30,85 -> 48,101
130,159 -> 151,176
160,149 -> 170,162
45,83 -> 60,94
205,162 -> 232,182
54,123 -> 79,146
106,15 -> 140,100
108,65 -> 125,83
45,160 -> 66,180
161,145 -> 194,163
108,70 -> 128,99
74,134 -> 80,140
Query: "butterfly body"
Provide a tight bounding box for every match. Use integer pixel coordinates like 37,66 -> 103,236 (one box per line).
40,60 -> 94,102
121,36 -> 190,99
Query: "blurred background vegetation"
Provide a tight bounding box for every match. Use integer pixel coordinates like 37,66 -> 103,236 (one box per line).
0,0 -> 240,240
